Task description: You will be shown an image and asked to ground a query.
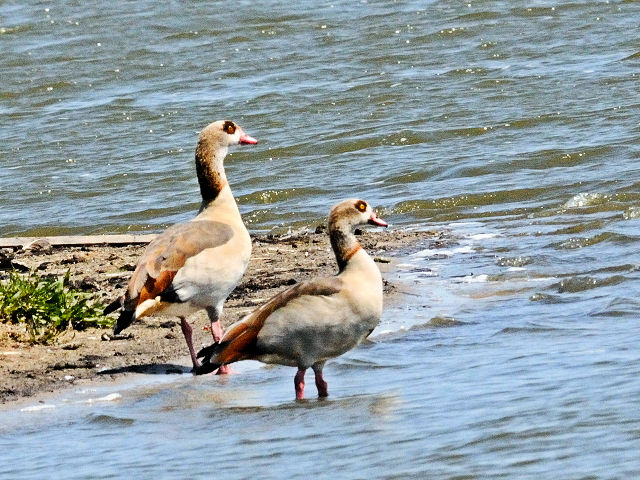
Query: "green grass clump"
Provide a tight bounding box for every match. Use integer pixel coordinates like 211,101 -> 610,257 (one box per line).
0,270 -> 113,344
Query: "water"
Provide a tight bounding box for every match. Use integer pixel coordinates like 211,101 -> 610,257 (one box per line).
1,0 -> 640,478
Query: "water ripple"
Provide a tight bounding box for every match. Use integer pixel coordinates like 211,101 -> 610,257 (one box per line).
86,414 -> 135,426
555,275 -> 626,293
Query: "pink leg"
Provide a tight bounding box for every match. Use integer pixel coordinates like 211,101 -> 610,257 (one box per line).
180,317 -> 201,372
205,307 -> 232,375
294,368 -> 306,400
210,320 -> 233,375
206,307 -> 225,342
210,319 -> 225,343
313,365 -> 329,398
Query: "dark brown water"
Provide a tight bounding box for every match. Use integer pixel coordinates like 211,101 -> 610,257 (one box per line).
1,1 -> 640,478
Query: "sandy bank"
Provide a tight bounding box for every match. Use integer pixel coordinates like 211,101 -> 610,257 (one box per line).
0,228 -> 450,404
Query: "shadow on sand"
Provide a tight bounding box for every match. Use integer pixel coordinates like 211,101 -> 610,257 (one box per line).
97,363 -> 192,376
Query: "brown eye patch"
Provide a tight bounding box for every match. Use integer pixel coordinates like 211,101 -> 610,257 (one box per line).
223,121 -> 236,135
355,200 -> 367,212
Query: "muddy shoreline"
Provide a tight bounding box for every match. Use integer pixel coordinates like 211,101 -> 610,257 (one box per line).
0,228 -> 448,405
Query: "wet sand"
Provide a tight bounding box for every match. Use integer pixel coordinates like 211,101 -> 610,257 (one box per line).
0,228 -> 448,404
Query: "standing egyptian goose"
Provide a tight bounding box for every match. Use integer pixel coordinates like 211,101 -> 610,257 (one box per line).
197,199 -> 388,399
104,120 -> 257,373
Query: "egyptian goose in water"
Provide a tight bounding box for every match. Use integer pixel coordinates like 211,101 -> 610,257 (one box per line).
196,199 -> 388,399
104,120 -> 257,372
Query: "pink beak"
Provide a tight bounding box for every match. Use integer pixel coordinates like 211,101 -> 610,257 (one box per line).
368,211 -> 388,227
239,134 -> 258,145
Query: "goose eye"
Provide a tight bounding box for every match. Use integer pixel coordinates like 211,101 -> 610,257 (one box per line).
223,121 -> 236,135
356,201 -> 367,212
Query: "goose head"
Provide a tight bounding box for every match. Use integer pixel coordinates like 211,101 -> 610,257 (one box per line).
329,199 -> 387,232
200,120 -> 258,147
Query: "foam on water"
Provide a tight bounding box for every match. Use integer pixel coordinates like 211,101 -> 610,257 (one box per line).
413,244 -> 475,258
563,192 -> 608,208
19,404 -> 56,413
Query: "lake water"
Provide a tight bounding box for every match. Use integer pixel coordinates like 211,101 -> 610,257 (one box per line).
1,0 -> 640,478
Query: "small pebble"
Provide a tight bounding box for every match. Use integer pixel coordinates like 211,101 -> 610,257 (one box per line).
102,332 -> 133,341
22,238 -> 52,253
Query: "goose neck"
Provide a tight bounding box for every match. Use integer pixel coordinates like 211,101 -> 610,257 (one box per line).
195,139 -> 228,204
329,220 -> 360,272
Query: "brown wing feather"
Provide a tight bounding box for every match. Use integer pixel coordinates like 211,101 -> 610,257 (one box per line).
211,277 -> 344,364
123,220 -> 234,309
138,270 -> 178,304
215,323 -> 259,364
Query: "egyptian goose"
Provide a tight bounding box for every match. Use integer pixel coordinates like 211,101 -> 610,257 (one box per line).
196,199 -> 388,399
104,120 -> 257,373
